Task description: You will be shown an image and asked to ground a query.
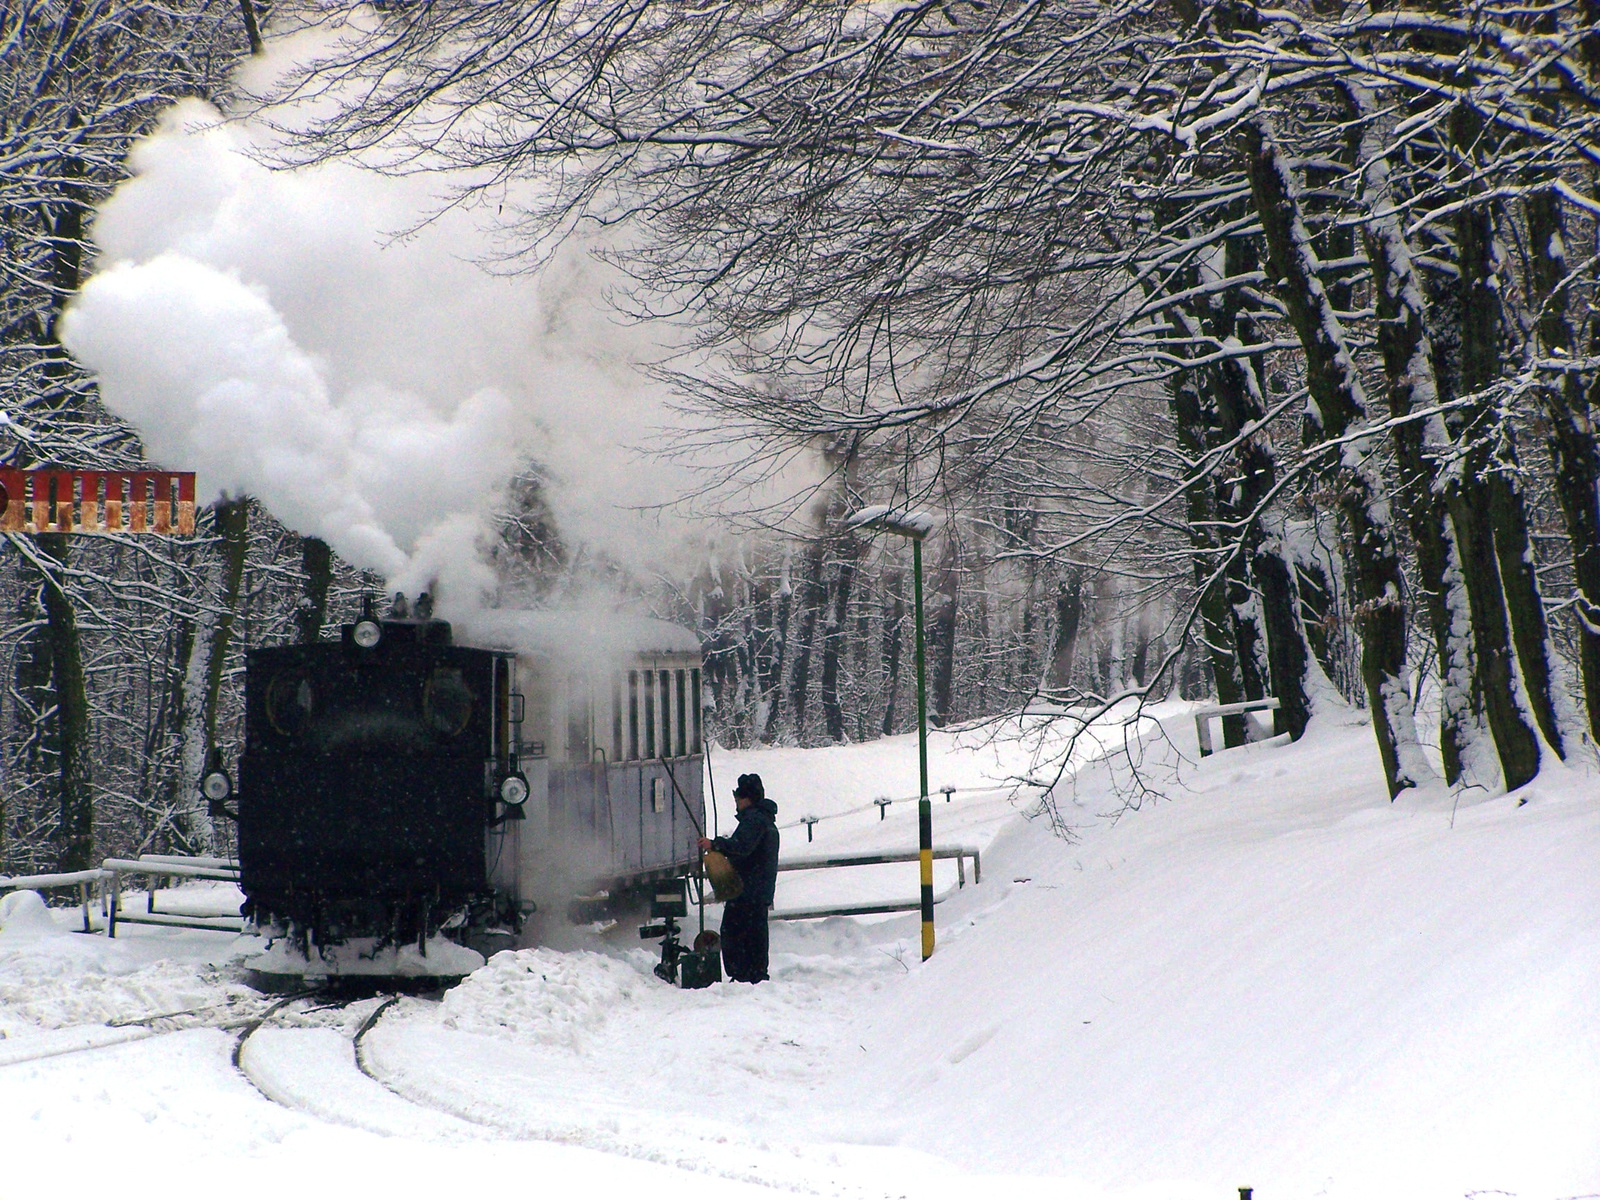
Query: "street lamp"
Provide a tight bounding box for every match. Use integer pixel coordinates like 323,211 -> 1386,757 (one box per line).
846,504 -> 937,960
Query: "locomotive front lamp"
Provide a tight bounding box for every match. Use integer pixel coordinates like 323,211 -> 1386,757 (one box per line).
352,618 -> 383,649
499,772 -> 530,807
844,503 -> 938,961
201,749 -> 235,819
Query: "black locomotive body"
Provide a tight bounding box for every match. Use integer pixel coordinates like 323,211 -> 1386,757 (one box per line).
232,604 -> 706,983
238,615 -> 520,954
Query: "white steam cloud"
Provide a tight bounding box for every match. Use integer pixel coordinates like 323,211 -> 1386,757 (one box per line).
60,95 -> 720,609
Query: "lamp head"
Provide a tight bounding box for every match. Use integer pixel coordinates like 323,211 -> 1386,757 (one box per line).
844,505 -> 936,540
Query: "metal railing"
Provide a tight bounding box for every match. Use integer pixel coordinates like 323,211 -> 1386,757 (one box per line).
0,869 -> 107,933
1194,698 -> 1281,757
770,844 -> 981,921
100,856 -> 243,937
2,855 -> 248,937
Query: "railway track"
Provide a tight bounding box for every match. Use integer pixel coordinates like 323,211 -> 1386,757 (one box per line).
231,993 -> 486,1141
0,994 -> 304,1070
7,988 -> 879,1197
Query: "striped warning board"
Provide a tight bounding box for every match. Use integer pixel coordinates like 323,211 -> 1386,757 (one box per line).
0,470 -> 196,536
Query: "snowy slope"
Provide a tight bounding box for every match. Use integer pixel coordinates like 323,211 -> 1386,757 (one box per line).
1,705 -> 1594,1200
848,724 -> 1600,1196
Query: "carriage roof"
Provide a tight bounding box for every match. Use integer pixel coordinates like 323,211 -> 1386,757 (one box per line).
454,608 -> 701,661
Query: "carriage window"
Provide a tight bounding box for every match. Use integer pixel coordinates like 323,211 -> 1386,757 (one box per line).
643,670 -> 656,759
628,671 -> 640,760
422,668 -> 474,737
675,669 -> 687,757
612,674 -> 623,762
691,668 -> 702,753
266,673 -> 314,736
567,673 -> 590,761
659,670 -> 671,759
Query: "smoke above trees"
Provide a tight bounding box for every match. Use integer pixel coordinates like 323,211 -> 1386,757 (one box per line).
60,92 -> 768,610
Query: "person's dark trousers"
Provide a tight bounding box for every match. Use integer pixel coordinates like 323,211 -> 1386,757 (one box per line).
720,899 -> 770,983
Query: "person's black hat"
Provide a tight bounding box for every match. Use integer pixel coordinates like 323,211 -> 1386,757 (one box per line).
734,773 -> 764,801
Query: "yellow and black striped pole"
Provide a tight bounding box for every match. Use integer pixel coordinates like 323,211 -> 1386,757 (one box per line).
913,537 -> 934,960
845,504 -> 938,961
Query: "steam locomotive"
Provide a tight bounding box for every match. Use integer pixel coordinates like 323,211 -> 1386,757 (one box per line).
216,599 -> 706,985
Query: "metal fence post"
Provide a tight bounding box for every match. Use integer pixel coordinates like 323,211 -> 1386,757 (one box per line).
914,537 -> 934,961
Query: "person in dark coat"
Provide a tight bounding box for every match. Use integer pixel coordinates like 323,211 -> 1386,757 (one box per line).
698,772 -> 779,983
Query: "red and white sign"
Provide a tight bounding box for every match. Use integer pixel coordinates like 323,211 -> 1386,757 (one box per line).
0,469 -> 196,536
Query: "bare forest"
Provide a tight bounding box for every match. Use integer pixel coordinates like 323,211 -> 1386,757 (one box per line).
4,0 -> 1599,874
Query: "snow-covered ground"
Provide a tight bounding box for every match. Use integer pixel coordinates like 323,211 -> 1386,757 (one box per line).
2,702 -> 1595,1200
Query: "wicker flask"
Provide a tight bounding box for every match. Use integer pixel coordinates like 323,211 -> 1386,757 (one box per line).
702,849 -> 743,902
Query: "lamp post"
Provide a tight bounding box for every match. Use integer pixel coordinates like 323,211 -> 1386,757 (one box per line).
846,504 -> 937,960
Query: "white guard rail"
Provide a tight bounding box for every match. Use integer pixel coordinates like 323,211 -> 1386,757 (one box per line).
0,868 -> 108,933
770,845 -> 981,921
101,856 -> 243,938
1194,697 -> 1281,757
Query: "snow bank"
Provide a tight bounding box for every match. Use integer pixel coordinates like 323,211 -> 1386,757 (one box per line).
439,947 -> 649,1048
854,721 -> 1600,1197
0,890 -> 58,937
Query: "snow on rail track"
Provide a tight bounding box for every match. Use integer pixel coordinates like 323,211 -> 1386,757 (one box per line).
231,994 -> 485,1142
233,993 -> 847,1194
0,995 -> 295,1069
354,1008 -> 883,1196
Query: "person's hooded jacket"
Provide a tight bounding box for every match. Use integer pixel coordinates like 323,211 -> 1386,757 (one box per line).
711,795 -> 780,908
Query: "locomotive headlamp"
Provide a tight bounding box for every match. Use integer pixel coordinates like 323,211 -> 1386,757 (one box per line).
352,618 -> 382,649
499,772 -> 530,807
200,749 -> 236,820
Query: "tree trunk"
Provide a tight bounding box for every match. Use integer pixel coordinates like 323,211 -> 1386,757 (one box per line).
762,550 -> 794,742
787,540 -> 826,739
928,531 -> 960,727
1526,186 -> 1600,743
881,568 -> 904,736
1242,119 -> 1430,796
1485,465 -> 1563,756
177,498 -> 251,853
820,533 -> 859,742
34,534 -> 93,873
1252,533 -> 1312,739
32,144 -> 93,871
1018,557 -> 1038,693
1197,228 -> 1314,739
13,575 -> 57,846
177,609 -> 216,851
1050,566 -> 1084,694
202,499 -> 251,753
1448,104 -> 1560,769
1168,362 -> 1251,746
1354,114 -> 1492,785
1225,558 -> 1268,703
238,0 -> 264,54
1295,558 -> 1337,682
